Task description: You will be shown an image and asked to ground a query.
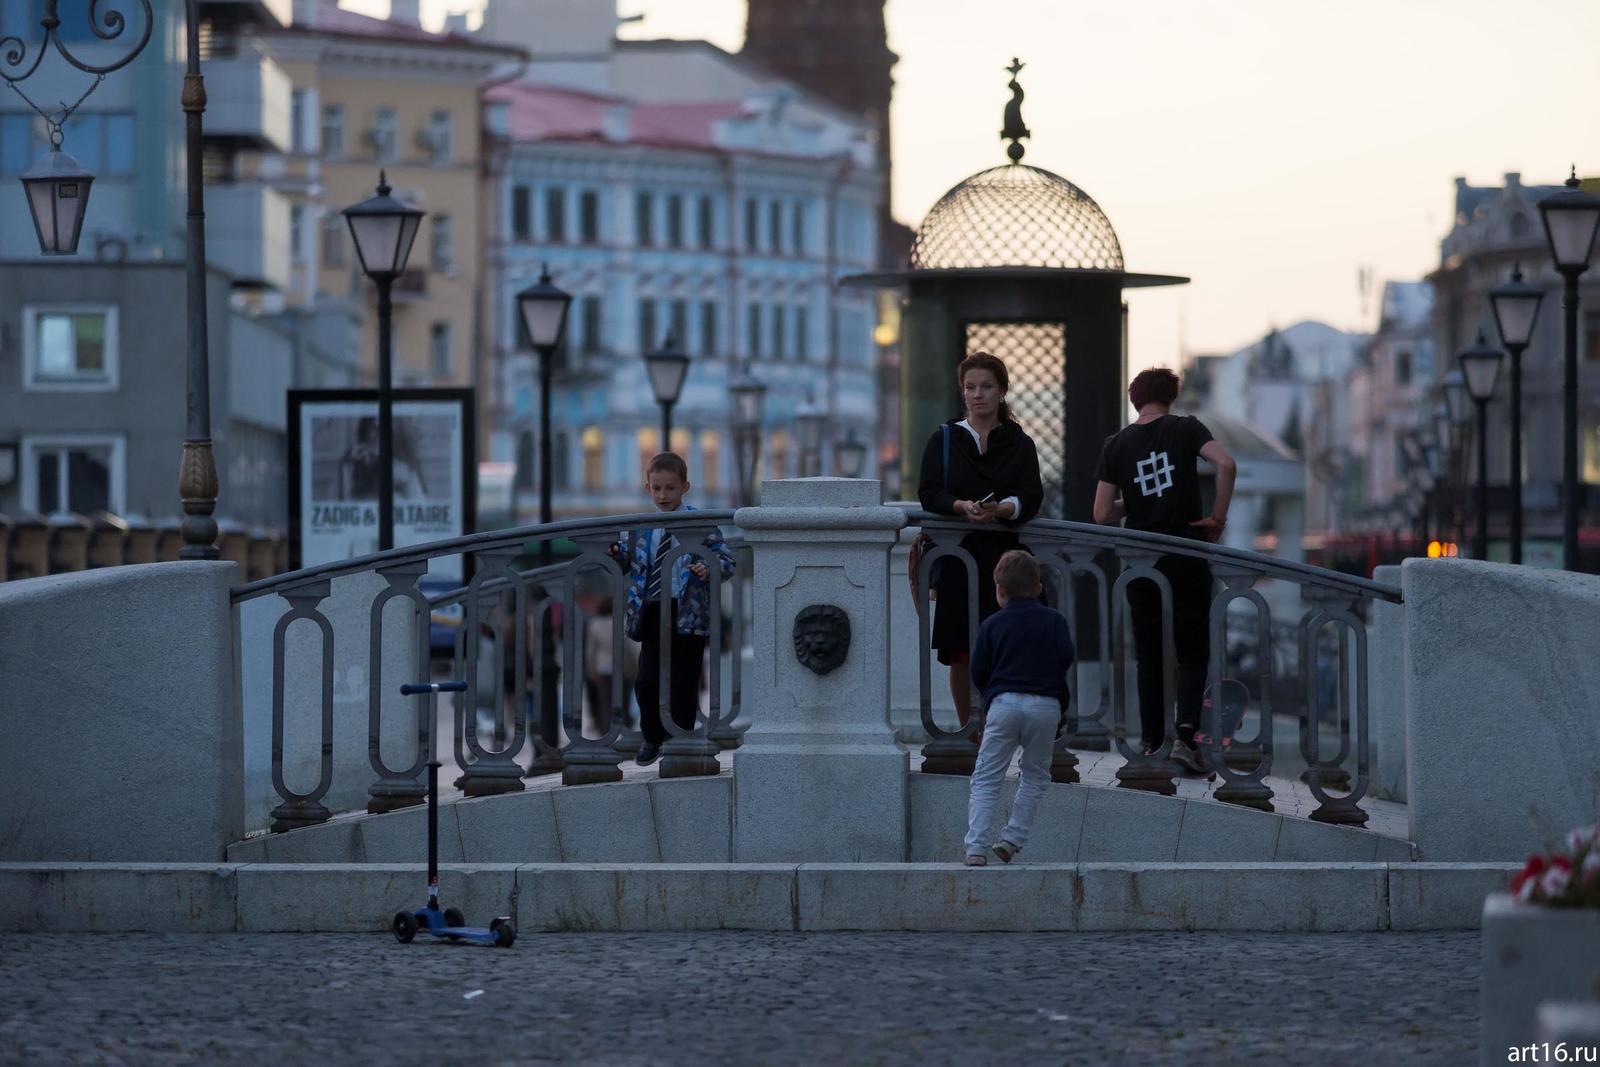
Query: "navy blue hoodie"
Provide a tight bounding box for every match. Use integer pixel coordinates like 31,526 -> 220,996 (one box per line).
970,596 -> 1075,711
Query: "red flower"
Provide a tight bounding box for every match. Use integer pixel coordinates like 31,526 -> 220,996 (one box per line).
1511,854 -> 1548,898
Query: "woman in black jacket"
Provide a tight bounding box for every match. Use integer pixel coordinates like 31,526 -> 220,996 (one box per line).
917,351 -> 1045,726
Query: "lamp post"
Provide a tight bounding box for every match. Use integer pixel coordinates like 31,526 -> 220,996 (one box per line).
644,332 -> 691,451
1442,372 -> 1472,547
1537,168 -> 1600,570
1459,331 -> 1506,561
516,266 -> 573,778
835,430 -> 869,479
343,172 -> 425,552
795,397 -> 826,478
730,363 -> 768,506
1489,265 -> 1546,564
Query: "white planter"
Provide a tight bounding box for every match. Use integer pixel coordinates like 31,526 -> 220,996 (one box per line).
1481,893 -> 1600,1066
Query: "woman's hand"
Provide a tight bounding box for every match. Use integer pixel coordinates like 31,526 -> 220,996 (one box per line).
956,499 -> 994,524
688,561 -> 709,580
980,500 -> 1018,521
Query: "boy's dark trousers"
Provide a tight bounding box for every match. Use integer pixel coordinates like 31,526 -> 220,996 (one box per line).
635,601 -> 707,746
1125,553 -> 1212,748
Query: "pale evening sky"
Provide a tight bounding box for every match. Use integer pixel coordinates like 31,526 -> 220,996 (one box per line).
354,0 -> 1600,375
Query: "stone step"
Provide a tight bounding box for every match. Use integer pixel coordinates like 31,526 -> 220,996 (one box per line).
0,861 -> 1518,934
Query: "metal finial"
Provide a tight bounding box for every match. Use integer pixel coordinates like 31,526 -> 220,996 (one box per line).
1001,57 -> 1030,164
377,168 -> 390,196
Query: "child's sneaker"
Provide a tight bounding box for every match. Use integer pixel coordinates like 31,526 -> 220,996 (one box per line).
963,852 -> 987,866
991,840 -> 1019,864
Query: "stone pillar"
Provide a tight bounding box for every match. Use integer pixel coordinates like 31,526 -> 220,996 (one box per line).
1368,565 -> 1406,803
733,479 -> 909,862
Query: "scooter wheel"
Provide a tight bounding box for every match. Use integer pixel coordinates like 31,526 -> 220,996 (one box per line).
392,911 -> 418,944
490,917 -> 516,948
444,908 -> 466,938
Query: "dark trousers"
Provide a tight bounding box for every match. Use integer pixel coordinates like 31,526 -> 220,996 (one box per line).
585,678 -> 635,733
635,601 -> 707,747
1126,554 -> 1213,747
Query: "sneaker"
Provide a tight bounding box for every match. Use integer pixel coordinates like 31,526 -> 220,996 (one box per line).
991,840 -> 1019,864
963,853 -> 987,866
1171,738 -> 1207,773
635,742 -> 661,767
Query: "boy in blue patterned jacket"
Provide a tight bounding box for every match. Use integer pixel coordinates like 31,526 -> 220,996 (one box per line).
609,452 -> 736,766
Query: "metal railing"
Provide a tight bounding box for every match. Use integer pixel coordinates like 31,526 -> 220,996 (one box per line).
232,511 -> 747,833
905,511 -> 1401,825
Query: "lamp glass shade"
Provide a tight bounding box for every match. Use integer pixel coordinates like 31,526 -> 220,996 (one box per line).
516,269 -> 573,350
795,409 -> 825,456
1442,370 -> 1471,424
1489,269 -> 1544,348
1538,175 -> 1600,272
342,175 -> 425,278
21,150 -> 93,256
644,335 -> 691,406
835,433 -> 868,479
730,368 -> 767,428
1458,334 -> 1504,401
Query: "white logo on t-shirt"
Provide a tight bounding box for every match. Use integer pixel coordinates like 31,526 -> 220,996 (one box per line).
1135,451 -> 1175,497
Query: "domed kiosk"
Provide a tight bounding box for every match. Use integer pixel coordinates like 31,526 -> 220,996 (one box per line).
846,61 -> 1187,519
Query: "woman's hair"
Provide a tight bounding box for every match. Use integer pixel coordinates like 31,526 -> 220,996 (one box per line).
957,351 -> 1016,423
1128,367 -> 1182,410
993,549 -> 1042,598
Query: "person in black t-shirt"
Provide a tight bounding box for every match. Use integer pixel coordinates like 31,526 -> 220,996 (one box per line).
1092,368 -> 1237,772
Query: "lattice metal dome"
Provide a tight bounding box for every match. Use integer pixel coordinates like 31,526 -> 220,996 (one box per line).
908,164 -> 1124,272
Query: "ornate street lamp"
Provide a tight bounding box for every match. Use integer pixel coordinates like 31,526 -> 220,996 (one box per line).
835,430 -> 869,479
730,363 -> 768,506
795,397 -> 826,478
643,332 -> 691,450
1442,369 -> 1472,427
1489,265 -> 1545,564
344,172 -> 426,552
1538,168 -> 1600,569
515,265 -> 572,779
21,145 -> 93,256
1459,331 -> 1506,561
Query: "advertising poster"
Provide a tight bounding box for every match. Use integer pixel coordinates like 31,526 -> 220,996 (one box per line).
288,389 -> 476,582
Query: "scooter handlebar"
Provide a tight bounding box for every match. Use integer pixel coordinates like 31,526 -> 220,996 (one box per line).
400,681 -> 468,696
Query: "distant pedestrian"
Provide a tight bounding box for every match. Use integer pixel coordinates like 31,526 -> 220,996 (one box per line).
964,550 -> 1075,866
610,452 -> 736,767
1092,368 -> 1237,772
583,594 -> 638,736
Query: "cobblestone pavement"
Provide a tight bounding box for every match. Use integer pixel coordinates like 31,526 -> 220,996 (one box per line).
0,931 -> 1475,1066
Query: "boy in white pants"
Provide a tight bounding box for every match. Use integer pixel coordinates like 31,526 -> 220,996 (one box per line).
964,550 -> 1075,865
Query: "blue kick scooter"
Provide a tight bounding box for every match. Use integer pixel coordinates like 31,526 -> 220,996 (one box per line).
389,680 -> 516,948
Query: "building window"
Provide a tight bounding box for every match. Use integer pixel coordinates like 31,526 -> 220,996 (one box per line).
431,214 -> 453,272
370,107 -> 396,162
769,429 -> 789,481
635,190 -> 654,247
511,185 -> 531,241
697,195 -> 714,249
796,305 -> 809,360
290,203 -> 305,263
322,213 -> 346,269
579,190 -> 599,243
744,197 -> 758,251
290,89 -> 308,153
24,306 -> 117,390
769,200 -> 782,254
638,298 -> 657,354
321,105 -> 343,158
545,187 -> 566,243
773,304 -> 787,359
747,303 -> 762,358
22,436 -> 123,516
1395,350 -> 1412,386
637,427 -> 660,474
429,321 -> 451,380
1586,312 -> 1600,363
582,426 -> 604,490
581,295 -> 602,354
700,300 -> 718,356
699,429 -> 720,492
666,194 -> 683,248
669,300 -> 688,347
0,112 -> 38,176
792,201 -> 806,256
428,110 -> 451,164
515,432 -> 536,490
